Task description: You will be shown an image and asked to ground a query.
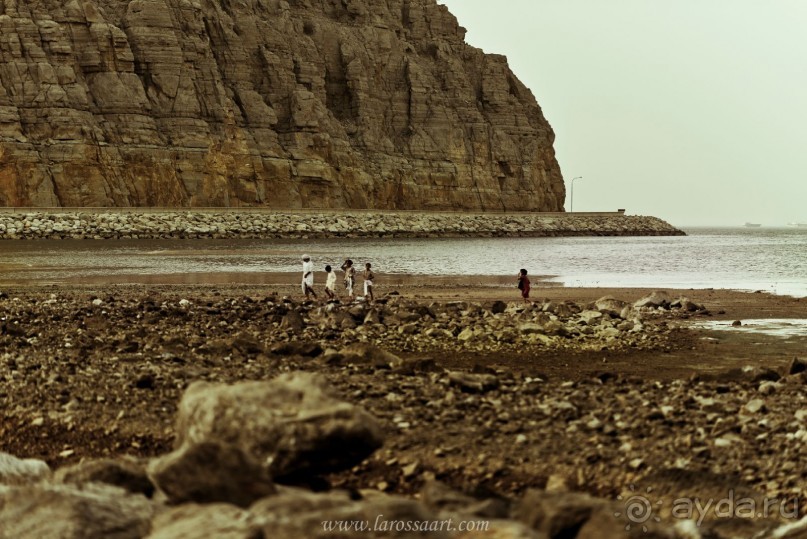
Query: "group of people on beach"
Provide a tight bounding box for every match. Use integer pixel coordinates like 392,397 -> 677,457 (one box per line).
301,255 -> 375,302
302,254 -> 531,304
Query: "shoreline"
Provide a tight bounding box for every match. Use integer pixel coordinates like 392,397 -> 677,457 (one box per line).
1,274 -> 804,317
0,210 -> 685,240
0,271 -> 807,312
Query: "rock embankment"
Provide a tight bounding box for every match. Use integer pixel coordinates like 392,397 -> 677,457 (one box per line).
0,211 -> 684,239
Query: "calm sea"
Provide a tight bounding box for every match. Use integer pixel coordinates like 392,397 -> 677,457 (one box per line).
0,227 -> 805,297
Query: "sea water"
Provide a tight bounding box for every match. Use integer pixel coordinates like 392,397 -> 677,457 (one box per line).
0,227 -> 805,297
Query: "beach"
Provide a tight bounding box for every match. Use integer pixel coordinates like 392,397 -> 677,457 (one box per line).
1,276 -> 805,535
1,228 -> 805,536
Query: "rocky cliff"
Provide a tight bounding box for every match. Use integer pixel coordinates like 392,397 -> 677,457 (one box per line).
0,0 -> 565,210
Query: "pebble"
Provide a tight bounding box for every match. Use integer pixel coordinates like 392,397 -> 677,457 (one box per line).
744,399 -> 766,414
515,434 -> 528,445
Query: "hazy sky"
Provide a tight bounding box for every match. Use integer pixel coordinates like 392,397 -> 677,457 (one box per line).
440,0 -> 807,226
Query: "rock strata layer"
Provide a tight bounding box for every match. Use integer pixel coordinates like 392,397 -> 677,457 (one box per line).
0,0 -> 564,211
0,211 -> 685,239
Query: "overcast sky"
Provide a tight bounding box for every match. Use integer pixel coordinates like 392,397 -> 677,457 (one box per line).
440,0 -> 807,226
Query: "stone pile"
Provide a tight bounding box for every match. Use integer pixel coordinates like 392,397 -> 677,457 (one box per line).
0,211 -> 685,240
298,291 -> 705,354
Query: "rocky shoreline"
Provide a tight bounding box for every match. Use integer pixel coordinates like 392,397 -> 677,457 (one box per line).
0,211 -> 685,240
1,286 -> 805,537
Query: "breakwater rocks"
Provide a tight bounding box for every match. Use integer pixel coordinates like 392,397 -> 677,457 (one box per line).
0,211 -> 685,240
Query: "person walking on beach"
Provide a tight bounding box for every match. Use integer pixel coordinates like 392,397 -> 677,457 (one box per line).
302,254 -> 317,300
517,268 -> 531,303
324,264 -> 337,301
363,262 -> 375,302
341,259 -> 356,299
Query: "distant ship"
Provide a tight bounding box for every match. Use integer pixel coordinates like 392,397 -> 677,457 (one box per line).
744,222 -> 762,228
787,222 -> 807,228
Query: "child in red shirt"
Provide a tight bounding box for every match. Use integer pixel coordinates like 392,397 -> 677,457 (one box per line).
517,268 -> 531,303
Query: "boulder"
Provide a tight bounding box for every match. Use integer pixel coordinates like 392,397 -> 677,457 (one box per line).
578,310 -> 604,325
420,480 -> 510,519
634,291 -> 671,309
172,373 -> 384,479
0,451 -> 51,486
542,320 -> 568,337
594,296 -> 628,317
280,311 -> 305,332
543,301 -> 577,318
0,483 -> 153,539
670,297 -> 703,312
513,490 -> 607,538
148,441 -> 275,507
55,457 -> 154,497
486,301 -> 508,314
251,487 -> 452,538
147,503 -> 256,539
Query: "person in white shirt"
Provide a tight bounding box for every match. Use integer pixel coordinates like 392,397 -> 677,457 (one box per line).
363,262 -> 375,302
341,258 -> 355,299
324,264 -> 336,300
301,254 -> 317,300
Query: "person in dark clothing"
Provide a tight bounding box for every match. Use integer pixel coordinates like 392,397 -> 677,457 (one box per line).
517,268 -> 531,303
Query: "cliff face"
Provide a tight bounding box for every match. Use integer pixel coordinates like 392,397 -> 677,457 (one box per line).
0,0 -> 565,210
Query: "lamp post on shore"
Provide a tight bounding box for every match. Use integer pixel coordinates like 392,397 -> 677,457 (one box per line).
570,176 -> 583,212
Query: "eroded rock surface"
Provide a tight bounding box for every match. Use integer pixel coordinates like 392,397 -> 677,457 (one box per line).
0,0 -> 564,211
170,373 -> 384,479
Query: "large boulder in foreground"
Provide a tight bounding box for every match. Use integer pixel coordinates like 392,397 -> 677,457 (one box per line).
148,441 -> 275,507
0,483 -> 153,539
172,373 -> 384,479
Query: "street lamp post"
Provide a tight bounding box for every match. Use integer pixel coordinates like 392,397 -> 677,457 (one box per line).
570,176 -> 583,212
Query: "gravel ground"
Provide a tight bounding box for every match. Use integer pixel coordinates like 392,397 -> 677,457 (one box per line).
1,283 -> 805,535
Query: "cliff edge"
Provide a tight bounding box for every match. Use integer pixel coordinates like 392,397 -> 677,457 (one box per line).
0,0 -> 565,210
